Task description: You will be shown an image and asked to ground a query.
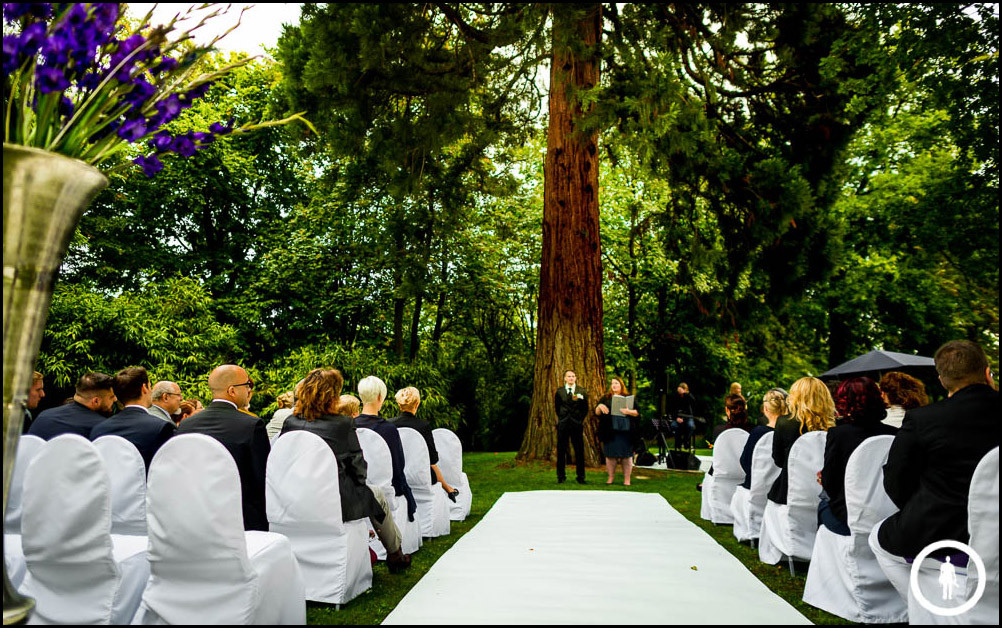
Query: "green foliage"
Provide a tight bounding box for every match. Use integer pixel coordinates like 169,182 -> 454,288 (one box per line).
39,277 -> 240,396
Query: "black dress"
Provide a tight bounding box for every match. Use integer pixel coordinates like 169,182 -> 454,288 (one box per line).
767,414 -> 800,505
281,413 -> 384,523
597,394 -> 636,458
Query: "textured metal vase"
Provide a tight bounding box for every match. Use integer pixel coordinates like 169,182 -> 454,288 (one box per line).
3,144 -> 108,624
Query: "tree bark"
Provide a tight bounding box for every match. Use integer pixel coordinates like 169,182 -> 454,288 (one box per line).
518,4 -> 604,466
408,291 -> 423,361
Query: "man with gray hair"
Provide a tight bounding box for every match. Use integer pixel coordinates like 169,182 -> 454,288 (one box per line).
149,380 -> 183,424
354,376 -> 417,523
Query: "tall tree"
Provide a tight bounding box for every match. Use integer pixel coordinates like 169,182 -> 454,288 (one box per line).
519,4 -> 606,464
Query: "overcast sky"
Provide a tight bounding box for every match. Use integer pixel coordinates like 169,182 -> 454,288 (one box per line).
128,3 -> 303,56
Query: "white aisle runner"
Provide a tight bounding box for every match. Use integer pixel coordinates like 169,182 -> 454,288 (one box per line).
383,491 -> 810,625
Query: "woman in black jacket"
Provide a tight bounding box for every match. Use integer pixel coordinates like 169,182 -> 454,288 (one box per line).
818,377 -> 897,535
281,368 -> 412,572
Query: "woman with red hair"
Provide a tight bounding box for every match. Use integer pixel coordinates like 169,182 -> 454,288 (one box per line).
817,377 -> 898,535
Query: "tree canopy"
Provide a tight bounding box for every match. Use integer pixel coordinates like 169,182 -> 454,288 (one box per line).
38,3 -> 998,452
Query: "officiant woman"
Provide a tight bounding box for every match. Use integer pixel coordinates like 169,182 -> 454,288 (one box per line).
595,377 -> 640,486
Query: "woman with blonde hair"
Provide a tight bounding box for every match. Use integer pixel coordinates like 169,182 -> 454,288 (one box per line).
767,377 -> 835,505
391,386 -> 459,502
737,388 -> 788,490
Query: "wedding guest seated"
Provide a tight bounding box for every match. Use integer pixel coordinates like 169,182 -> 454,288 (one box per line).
391,387 -> 459,502
177,364 -> 271,531
869,340 -> 1000,598
281,368 -> 411,572
711,393 -> 753,443
817,377 -> 897,535
697,392 -> 753,490
878,371 -> 928,428
768,377 -> 835,505
339,395 -> 360,418
739,388 -> 788,490
266,389 -> 296,440
28,372 -> 117,440
148,380 -> 183,424
176,398 -> 203,425
354,376 -> 417,524
91,366 -> 176,469
22,371 -> 45,434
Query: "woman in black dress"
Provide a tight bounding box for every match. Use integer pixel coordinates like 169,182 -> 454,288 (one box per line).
281,368 -> 411,572
595,377 -> 640,485
768,376 -> 836,505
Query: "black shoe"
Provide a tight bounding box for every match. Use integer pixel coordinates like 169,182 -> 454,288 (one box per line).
696,482 -> 703,492
557,478 -> 566,484
577,478 -> 587,484
448,489 -> 459,503
387,550 -> 412,574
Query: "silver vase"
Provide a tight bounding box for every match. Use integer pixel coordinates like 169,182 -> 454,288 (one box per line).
3,144 -> 108,624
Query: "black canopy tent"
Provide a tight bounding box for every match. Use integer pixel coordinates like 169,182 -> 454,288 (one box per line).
819,349 -> 936,381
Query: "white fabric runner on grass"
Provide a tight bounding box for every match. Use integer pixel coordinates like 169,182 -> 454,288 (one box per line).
383,491 -> 810,625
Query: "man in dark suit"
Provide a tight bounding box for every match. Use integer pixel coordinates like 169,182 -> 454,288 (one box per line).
869,340 -> 1000,600
28,372 -> 117,440
21,371 -> 46,434
554,370 -> 589,484
91,366 -> 175,470
177,364 -> 270,531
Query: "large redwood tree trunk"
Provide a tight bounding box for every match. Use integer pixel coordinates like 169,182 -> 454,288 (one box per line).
518,4 -> 605,466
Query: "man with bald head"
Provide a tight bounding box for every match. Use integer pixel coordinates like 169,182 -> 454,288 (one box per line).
177,364 -> 270,531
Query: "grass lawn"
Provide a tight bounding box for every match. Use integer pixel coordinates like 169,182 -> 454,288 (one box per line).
307,452 -> 848,625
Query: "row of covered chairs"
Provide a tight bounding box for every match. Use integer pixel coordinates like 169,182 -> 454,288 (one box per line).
699,429 -> 999,624
5,424 -> 473,622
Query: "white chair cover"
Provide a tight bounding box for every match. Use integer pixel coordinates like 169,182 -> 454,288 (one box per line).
433,428 -> 472,521
759,430 -> 827,565
4,435 -> 45,591
93,435 -> 148,536
398,427 -> 451,538
905,447 -> 1000,626
133,434 -> 305,625
699,429 -> 749,524
4,434 -> 45,533
266,430 -> 371,604
802,435 -> 907,622
20,434 -> 148,625
961,447 -> 1000,625
357,428 -> 422,557
731,432 -> 780,543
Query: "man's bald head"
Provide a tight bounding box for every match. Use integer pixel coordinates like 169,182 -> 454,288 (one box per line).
209,365 -> 248,394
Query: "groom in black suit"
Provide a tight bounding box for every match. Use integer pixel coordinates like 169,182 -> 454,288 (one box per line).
555,370 -> 589,484
178,364 -> 271,531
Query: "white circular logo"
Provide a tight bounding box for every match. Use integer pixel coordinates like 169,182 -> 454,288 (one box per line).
909,540 -> 986,617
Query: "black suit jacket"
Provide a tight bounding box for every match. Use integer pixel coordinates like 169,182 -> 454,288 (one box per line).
90,406 -> 176,470
820,420 -> 897,525
177,401 -> 271,531
281,413 -> 384,523
28,401 -> 107,440
555,386 -> 589,426
391,412 -> 439,485
877,384 -> 1000,557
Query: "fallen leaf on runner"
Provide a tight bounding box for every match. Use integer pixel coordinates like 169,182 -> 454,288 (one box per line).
691,566 -> 698,571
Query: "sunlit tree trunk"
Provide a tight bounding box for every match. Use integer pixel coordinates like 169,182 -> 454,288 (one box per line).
518,4 -> 605,465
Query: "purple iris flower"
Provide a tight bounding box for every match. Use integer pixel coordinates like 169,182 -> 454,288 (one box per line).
117,118 -> 148,141
171,135 -> 197,157
4,3 -> 50,22
35,66 -> 69,93
2,35 -> 19,74
133,154 -> 164,178
150,131 -> 174,152
192,131 -> 214,145
125,78 -> 157,107
209,121 -> 235,135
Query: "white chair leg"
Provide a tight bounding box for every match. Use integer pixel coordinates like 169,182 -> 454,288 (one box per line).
788,555 -> 796,577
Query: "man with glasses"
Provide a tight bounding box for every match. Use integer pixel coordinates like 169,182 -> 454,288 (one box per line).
178,364 -> 271,531
149,380 -> 183,424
